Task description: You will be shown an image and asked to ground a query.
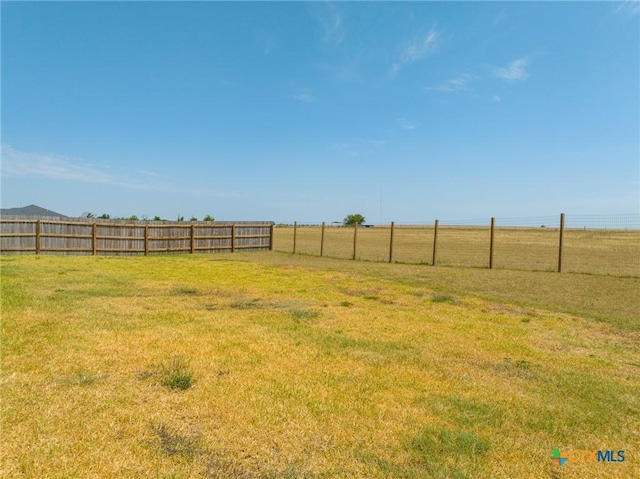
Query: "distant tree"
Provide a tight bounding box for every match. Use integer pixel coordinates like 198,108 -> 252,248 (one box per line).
153,216 -> 163,221
128,215 -> 139,221
343,214 -> 365,226
203,214 -> 215,222
82,212 -> 94,218
190,216 -> 198,222
177,215 -> 184,222
98,213 -> 110,219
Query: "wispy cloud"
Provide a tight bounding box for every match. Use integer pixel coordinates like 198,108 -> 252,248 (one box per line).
615,0 -> 640,17
392,27 -> 439,74
424,73 -> 477,93
0,145 -> 239,198
317,62 -> 360,83
291,88 -> 316,103
328,142 -> 358,157
397,118 -> 416,130
492,10 -> 507,28
316,2 -> 345,46
358,139 -> 388,146
2,145 -> 118,185
493,58 -> 530,82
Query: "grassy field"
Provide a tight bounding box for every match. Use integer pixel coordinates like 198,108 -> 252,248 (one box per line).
273,226 -> 640,277
1,252 -> 639,478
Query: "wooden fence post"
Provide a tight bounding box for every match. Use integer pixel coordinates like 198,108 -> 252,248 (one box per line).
389,221 -> 395,263
92,223 -> 97,256
231,225 -> 236,253
144,224 -> 149,256
320,221 -> 325,257
352,222 -> 358,260
432,220 -> 439,266
269,224 -> 274,251
293,221 -> 297,254
489,217 -> 495,269
35,220 -> 41,255
190,224 -> 195,254
558,213 -> 565,273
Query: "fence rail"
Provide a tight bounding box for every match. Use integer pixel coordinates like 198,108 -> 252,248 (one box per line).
0,218 -> 274,256
274,214 -> 640,277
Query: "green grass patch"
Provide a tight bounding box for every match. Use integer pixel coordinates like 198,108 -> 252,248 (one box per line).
407,427 -> 491,478
172,286 -> 199,295
430,294 -> 458,304
287,308 -> 320,321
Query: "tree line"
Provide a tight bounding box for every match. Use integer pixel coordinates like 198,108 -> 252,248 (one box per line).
81,212 -> 215,222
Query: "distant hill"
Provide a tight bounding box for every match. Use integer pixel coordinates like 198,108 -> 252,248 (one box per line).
0,204 -> 68,218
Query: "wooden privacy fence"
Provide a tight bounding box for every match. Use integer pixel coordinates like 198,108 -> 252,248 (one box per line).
0,218 -> 274,256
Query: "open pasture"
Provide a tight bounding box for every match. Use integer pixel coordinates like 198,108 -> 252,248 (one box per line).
1,253 -> 639,478
274,225 -> 640,277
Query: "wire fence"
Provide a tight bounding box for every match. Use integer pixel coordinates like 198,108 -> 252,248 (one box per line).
273,214 -> 640,277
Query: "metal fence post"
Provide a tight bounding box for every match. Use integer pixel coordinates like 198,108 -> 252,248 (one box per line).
558,213 -> 565,272
489,217 -> 495,269
432,219 -> 439,266
389,221 -> 395,263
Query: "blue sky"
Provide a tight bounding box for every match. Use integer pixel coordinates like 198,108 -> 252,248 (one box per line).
2,1 -> 639,223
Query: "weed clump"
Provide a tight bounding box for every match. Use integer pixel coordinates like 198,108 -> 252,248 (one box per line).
288,309 -> 320,321
140,355 -> 195,390
431,294 -> 458,304
161,356 -> 195,390
173,286 -> 199,295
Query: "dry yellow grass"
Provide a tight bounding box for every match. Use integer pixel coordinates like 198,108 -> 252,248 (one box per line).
1,253 -> 639,478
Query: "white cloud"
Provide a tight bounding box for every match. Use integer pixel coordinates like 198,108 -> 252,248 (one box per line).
397,118 -> 416,130
493,58 -> 529,82
424,73 -> 476,92
291,88 -> 316,103
392,27 -> 439,74
0,145 -> 239,198
615,0 -> 640,16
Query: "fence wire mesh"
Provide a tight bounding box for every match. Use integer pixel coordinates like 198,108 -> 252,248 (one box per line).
273,214 -> 639,277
